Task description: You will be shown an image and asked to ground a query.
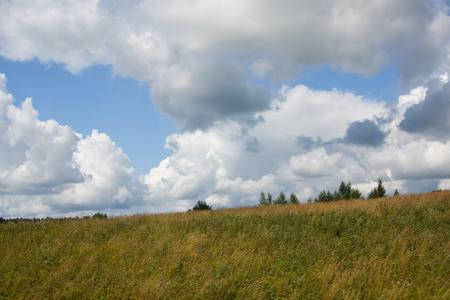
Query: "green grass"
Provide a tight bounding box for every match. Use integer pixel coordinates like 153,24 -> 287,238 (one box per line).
1,191 -> 449,299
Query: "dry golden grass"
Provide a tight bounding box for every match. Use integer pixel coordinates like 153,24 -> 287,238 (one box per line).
1,190 -> 449,299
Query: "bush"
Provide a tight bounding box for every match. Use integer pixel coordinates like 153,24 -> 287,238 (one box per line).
192,201 -> 212,211
93,212 -> 108,219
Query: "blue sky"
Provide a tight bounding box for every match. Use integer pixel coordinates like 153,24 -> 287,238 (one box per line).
0,58 -> 399,175
0,57 -> 177,175
0,59 -> 400,176
0,0 -> 449,218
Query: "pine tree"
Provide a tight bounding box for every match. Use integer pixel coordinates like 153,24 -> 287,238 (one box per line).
377,178 -> 386,198
259,191 -> 269,205
274,191 -> 288,205
368,178 -> 386,199
267,193 -> 273,205
289,193 -> 299,204
350,188 -> 362,199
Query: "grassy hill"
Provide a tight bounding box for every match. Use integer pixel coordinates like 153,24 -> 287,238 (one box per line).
1,191 -> 449,299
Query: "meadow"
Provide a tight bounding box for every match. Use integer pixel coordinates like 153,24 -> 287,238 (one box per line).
1,191 -> 449,299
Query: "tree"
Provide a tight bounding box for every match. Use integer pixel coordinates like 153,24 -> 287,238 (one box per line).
368,178 -> 386,199
315,190 -> 334,202
289,193 -> 299,204
377,179 -> 386,198
93,212 -> 107,219
192,201 -> 212,211
267,193 -> 273,205
259,191 -> 270,205
313,180 -> 363,203
315,190 -> 328,202
274,191 -> 288,205
333,190 -> 342,201
339,181 -> 352,200
351,188 -> 362,199
394,189 -> 400,196
337,181 -> 362,200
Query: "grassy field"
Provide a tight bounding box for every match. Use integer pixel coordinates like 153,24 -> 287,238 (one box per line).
1,191 -> 449,299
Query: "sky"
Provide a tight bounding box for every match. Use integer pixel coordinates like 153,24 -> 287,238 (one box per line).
1,0 -> 450,218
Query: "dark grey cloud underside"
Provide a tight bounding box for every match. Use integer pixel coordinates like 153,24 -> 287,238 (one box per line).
399,81 -> 450,138
151,57 -> 272,131
344,120 -> 387,147
296,135 -> 323,152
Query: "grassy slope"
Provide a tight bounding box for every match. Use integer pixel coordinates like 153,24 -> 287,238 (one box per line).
1,191 -> 449,299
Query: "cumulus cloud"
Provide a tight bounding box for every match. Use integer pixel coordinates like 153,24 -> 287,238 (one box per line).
399,77 -> 450,138
140,76 -> 450,208
1,70 -> 450,218
296,135 -> 322,153
149,55 -> 272,129
344,120 -> 387,147
49,130 -> 136,212
1,0 -> 449,129
0,74 -> 138,217
365,139 -> 450,180
0,76 -> 81,195
1,1 -> 450,217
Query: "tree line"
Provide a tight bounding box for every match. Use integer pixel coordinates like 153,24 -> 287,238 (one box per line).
189,178 -> 399,210
259,178 -> 397,206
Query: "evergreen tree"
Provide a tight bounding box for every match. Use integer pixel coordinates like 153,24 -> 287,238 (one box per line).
315,190 -> 328,202
289,193 -> 299,204
368,178 -> 386,199
267,193 -> 273,205
259,191 -> 269,205
394,189 -> 400,196
338,181 -> 350,199
377,178 -> 386,197
326,191 -> 334,202
274,191 -> 288,205
313,180 -> 363,202
350,188 -> 362,199
315,190 -> 336,202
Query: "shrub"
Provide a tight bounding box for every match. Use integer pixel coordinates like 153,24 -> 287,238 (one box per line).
192,201 -> 212,211
93,212 -> 108,219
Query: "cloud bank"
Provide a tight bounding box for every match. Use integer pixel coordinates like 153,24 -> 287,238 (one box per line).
1,73 -> 450,217
0,0 -> 450,217
1,0 -> 449,129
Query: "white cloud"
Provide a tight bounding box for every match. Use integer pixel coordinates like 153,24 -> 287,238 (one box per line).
49,129 -> 135,210
140,77 -> 450,209
0,80 -> 81,195
439,179 -> 450,190
1,1 -> 450,216
0,0 -> 113,72
0,74 -> 138,217
1,0 -> 449,128
282,149 -> 363,179
1,69 -> 450,217
365,139 -> 450,180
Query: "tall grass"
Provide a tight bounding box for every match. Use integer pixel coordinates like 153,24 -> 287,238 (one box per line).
1,191 -> 449,299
